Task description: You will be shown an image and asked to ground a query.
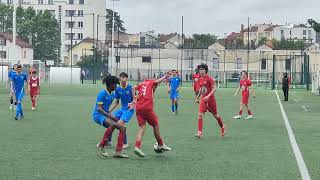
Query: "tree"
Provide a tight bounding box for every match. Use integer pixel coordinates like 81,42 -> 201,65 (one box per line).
0,5 -> 61,62
308,19 -> 320,43
105,9 -> 126,34
271,39 -> 305,50
192,33 -> 217,49
258,37 -> 268,47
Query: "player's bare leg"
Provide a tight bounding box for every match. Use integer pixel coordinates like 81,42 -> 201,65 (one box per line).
152,125 -> 172,151
244,104 -> 253,119
213,113 -> 225,137
195,113 -> 204,138
234,102 -> 243,119
134,125 -> 146,157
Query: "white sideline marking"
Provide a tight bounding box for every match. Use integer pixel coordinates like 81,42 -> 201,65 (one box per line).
275,90 -> 311,180
301,106 -> 310,112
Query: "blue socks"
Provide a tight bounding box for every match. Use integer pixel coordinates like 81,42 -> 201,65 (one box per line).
171,104 -> 175,112
16,103 -> 23,118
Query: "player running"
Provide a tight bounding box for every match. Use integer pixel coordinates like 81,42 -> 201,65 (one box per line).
11,65 -> 29,120
192,66 -> 201,98
168,69 -> 181,115
29,70 -> 40,110
233,71 -> 256,119
92,75 -> 128,158
132,72 -> 172,158
106,72 -> 135,149
195,63 -> 225,138
8,64 -> 18,110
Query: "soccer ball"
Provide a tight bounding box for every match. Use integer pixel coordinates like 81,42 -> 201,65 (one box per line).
153,143 -> 164,153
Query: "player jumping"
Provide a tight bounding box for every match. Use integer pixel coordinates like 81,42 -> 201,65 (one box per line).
195,63 -> 225,138
233,71 -> 256,119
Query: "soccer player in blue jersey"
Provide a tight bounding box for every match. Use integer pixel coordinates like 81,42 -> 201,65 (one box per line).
168,69 -> 181,114
106,72 -> 135,149
8,64 -> 18,110
92,75 -> 128,158
11,65 -> 29,120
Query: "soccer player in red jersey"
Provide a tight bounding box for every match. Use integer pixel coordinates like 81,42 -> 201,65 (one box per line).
192,66 -> 201,98
29,70 -> 40,110
195,64 -> 225,138
132,72 -> 172,157
233,71 -> 256,119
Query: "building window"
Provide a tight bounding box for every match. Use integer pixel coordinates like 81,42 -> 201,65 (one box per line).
78,22 -> 83,28
261,58 -> 267,70
78,33 -> 83,40
303,30 -> 307,35
235,58 -> 242,69
79,0 -> 84,4
212,58 -> 219,69
7,0 -> 12,4
66,21 -> 74,28
142,56 -> 151,63
18,0 -> 23,4
78,10 -> 83,17
48,0 -> 53,4
65,33 -> 75,40
66,10 -> 76,17
38,0 -> 43,4
0,38 -> 6,46
281,30 -> 284,38
0,51 -> 6,59
69,0 -> 74,4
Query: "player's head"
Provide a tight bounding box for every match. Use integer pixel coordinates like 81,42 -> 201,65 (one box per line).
198,63 -> 208,75
283,72 -> 288,78
102,75 -> 119,91
171,69 -> 177,77
16,65 -> 23,74
13,64 -> 18,71
119,72 -> 128,86
241,71 -> 248,79
31,70 -> 37,77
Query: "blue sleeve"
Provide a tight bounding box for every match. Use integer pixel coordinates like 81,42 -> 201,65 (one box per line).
24,74 -> 28,81
114,88 -> 120,100
96,92 -> 105,105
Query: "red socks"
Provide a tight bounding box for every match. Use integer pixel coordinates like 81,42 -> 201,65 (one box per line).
115,131 -> 124,153
216,116 -> 224,128
100,128 -> 113,147
135,141 -> 141,148
239,110 -> 243,115
248,110 -> 252,115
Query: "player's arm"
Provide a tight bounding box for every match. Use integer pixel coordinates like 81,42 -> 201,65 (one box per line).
97,104 -> 118,121
109,99 -> 119,112
155,72 -> 170,84
204,84 -> 216,101
128,86 -> 137,109
195,86 -> 202,103
167,79 -> 171,94
250,84 -> 256,98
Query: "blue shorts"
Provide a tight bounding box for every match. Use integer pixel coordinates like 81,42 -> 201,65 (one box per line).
170,91 -> 179,100
15,91 -> 25,102
92,114 -> 108,128
113,109 -> 134,123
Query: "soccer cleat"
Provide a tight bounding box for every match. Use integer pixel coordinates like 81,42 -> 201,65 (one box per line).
245,115 -> 253,120
32,107 -> 36,111
122,144 -> 129,149
105,141 -> 112,147
14,117 -> 18,120
20,115 -> 24,120
195,131 -> 202,138
133,147 -> 146,157
233,115 -> 242,119
96,143 -> 109,157
158,144 -> 172,151
220,126 -> 225,137
113,153 -> 129,158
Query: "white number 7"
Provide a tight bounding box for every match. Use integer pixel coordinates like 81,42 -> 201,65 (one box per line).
142,86 -> 147,96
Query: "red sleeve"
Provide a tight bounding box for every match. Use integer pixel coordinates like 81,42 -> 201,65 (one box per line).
209,76 -> 214,86
151,79 -> 158,86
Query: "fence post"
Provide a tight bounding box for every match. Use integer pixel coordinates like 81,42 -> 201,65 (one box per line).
272,54 -> 276,90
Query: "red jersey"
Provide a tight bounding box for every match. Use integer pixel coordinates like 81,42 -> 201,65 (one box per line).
29,77 -> 40,90
192,73 -> 201,91
199,75 -> 215,98
240,79 -> 252,96
136,79 -> 158,111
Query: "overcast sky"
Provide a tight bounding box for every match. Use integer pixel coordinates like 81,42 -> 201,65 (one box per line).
106,0 -> 320,37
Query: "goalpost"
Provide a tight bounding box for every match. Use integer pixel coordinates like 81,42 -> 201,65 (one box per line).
312,68 -> 320,95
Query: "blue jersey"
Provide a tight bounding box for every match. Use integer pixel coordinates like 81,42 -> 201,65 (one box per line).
169,76 -> 180,92
8,70 -> 16,80
11,73 -> 28,94
92,89 -> 115,116
115,84 -> 133,110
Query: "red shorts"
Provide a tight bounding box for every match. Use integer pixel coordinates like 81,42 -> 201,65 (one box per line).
30,90 -> 38,97
241,94 -> 249,105
136,109 -> 159,127
199,97 -> 217,115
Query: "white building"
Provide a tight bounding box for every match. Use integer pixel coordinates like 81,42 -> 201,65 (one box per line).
273,24 -> 316,43
2,0 -> 106,63
0,32 -> 34,64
